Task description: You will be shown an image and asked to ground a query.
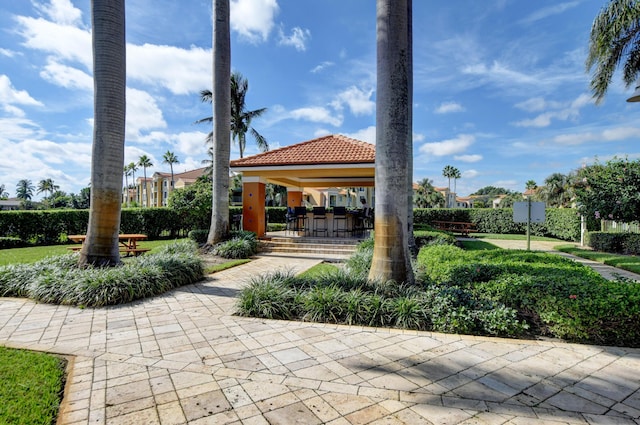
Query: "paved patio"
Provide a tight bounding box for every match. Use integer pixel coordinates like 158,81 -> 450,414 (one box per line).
0,251 -> 639,424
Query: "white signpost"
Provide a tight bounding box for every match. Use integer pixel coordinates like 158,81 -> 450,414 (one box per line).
513,199 -> 546,250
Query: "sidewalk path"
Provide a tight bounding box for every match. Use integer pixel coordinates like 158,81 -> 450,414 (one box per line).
0,253 -> 639,424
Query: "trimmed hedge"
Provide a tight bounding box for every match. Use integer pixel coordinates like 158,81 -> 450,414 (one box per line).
0,237 -> 25,249
0,205 -> 588,245
413,208 -> 585,241
588,231 -> 640,255
0,207 -> 241,245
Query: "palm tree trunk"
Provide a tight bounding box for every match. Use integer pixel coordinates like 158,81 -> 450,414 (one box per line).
79,0 -> 126,267
142,167 -> 147,207
207,0 -> 231,245
368,0 -> 414,284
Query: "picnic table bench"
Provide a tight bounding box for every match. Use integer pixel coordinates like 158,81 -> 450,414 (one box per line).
432,221 -> 477,236
67,234 -> 150,256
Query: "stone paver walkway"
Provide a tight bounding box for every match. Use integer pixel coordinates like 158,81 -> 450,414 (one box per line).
1,252 -> 639,424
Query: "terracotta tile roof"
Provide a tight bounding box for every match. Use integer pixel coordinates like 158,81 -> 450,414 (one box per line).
175,167 -> 208,180
230,134 -> 375,167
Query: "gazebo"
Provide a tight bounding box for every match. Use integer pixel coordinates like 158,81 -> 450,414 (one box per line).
229,134 -> 375,237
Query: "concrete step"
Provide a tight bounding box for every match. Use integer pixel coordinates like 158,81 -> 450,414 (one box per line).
258,236 -> 360,258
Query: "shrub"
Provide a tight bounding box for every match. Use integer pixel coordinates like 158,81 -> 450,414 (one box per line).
236,271 -> 298,319
0,240 -> 203,307
213,231 -> 258,259
587,231 -> 627,253
345,238 -> 374,277
413,230 -> 457,249
0,237 -> 25,249
188,229 -> 209,244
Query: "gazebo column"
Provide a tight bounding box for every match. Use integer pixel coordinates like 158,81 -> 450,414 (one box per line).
287,187 -> 304,208
242,176 -> 266,237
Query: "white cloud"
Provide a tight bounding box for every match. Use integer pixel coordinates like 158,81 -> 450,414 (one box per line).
0,75 -> 43,108
514,93 -> 591,128
0,48 -> 17,58
454,154 -> 482,163
333,86 -> 375,116
125,88 -> 167,140
515,97 -> 560,112
278,26 -> 311,51
462,169 -> 479,179
15,15 -> 92,69
435,101 -> 464,114
311,61 -> 334,74
0,117 -> 44,143
40,60 -> 92,91
230,0 -> 279,43
419,134 -> 475,156
127,44 -> 211,96
519,2 -> 579,25
345,126 -> 376,144
313,128 -> 332,138
553,126 -> 639,145
35,0 -> 84,27
289,107 -> 342,126
175,131 -> 209,157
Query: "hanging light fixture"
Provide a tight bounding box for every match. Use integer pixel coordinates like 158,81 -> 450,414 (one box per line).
626,84 -> 640,102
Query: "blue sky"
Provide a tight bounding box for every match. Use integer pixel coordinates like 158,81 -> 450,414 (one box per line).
1,0 -> 639,200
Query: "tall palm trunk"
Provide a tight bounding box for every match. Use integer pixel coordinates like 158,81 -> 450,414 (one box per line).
368,0 -> 414,284
79,0 -> 126,267
207,0 -> 231,245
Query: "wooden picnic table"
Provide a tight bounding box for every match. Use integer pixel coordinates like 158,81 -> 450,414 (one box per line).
432,221 -> 477,236
67,234 -> 150,256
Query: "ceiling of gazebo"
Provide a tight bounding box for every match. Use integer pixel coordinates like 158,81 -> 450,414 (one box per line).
229,134 -> 375,188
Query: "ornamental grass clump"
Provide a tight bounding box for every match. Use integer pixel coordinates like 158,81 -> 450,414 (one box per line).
0,240 -> 203,307
235,246 -> 528,337
213,231 -> 258,259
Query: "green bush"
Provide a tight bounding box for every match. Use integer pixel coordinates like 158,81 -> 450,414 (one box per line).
0,208 -> 184,245
235,245 -> 529,339
413,230 -> 457,248
0,237 -> 25,249
0,240 -> 203,307
188,229 -> 209,244
587,231 -> 627,253
213,231 -> 258,259
412,208 -> 584,241
415,244 -> 640,346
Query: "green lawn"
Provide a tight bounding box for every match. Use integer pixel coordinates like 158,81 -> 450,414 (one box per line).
0,238 -> 188,266
0,346 -> 66,425
556,245 -> 640,275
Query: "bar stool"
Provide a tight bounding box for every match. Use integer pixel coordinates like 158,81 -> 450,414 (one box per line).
332,206 -> 349,237
294,206 -> 309,235
312,206 -> 328,236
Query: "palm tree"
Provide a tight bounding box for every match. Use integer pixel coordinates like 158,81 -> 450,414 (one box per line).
442,165 -> 457,207
138,154 -> 153,207
197,71 -> 268,158
442,165 -> 455,192
162,151 -> 179,189
123,165 -> 131,206
526,180 -> 537,190
368,0 -> 414,285
452,167 -> 461,195
0,184 -> 8,199
79,0 -> 126,267
540,172 -> 573,208
15,179 -> 34,200
126,162 -> 138,203
586,0 -> 640,103
207,0 -> 231,245
415,178 -> 444,208
37,178 -> 59,199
